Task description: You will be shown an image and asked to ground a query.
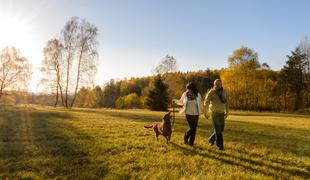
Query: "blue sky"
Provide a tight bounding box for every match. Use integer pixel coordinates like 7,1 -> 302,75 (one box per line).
0,0 -> 310,91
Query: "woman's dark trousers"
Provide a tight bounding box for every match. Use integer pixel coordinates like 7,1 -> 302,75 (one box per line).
184,115 -> 199,146
209,112 -> 225,149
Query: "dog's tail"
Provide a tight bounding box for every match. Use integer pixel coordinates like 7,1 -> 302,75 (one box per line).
144,125 -> 153,128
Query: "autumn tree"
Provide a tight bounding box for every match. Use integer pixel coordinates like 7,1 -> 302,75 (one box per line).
102,79 -> 121,108
119,77 -> 150,96
91,86 -> 104,108
70,18 -> 98,108
298,36 -> 310,107
41,17 -> 98,108
153,54 -> 178,74
40,39 -> 64,107
222,46 -> 261,110
0,47 -> 32,101
116,93 -> 141,109
74,87 -> 89,107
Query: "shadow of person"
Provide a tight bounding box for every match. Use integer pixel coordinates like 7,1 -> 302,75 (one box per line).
169,142 -> 309,179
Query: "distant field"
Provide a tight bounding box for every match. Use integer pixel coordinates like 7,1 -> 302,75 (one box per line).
0,106 -> 309,179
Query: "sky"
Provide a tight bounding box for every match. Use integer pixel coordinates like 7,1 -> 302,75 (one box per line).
0,0 -> 310,92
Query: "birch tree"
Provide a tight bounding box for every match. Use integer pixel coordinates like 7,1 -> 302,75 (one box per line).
0,47 -> 31,100
41,39 -> 64,106
40,17 -> 98,108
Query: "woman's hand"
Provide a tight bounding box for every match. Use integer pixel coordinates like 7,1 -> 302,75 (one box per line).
204,111 -> 209,120
224,112 -> 229,119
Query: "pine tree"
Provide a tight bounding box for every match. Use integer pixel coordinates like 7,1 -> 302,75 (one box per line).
282,48 -> 307,111
146,75 -> 170,111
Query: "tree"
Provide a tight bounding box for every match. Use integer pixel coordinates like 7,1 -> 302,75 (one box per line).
119,77 -> 150,96
74,87 -> 90,107
153,54 -> 178,74
74,86 -> 103,108
41,17 -> 98,108
0,47 -> 32,101
298,36 -> 310,108
102,79 -> 120,108
115,93 -> 141,109
228,46 -> 260,68
222,46 -> 261,110
282,48 -> 307,111
40,38 -> 64,107
262,63 -> 271,70
91,86 -> 104,108
70,18 -> 98,108
277,70 -> 291,110
298,36 -> 310,73
146,75 -> 170,111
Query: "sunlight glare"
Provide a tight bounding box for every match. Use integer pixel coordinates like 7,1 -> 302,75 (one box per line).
0,15 -> 40,92
0,17 -> 32,49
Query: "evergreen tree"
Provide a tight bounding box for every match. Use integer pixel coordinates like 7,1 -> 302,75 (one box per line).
92,86 -> 104,108
146,75 -> 170,111
102,79 -> 121,108
282,48 -> 307,111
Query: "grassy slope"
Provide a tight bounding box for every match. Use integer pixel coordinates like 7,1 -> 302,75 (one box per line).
0,107 -> 309,179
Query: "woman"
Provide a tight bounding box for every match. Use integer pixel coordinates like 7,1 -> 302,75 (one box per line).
173,82 -> 203,146
204,79 -> 229,150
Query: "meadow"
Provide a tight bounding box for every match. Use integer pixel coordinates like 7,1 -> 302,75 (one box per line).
0,106 -> 309,179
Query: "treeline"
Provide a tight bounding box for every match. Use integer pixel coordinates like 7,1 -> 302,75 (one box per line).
73,44 -> 310,112
2,43 -> 310,112
0,91 -> 70,106
73,70 -> 220,109
222,46 -> 310,112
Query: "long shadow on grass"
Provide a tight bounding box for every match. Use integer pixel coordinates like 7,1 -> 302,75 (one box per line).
0,108 -> 107,179
230,112 -> 310,118
223,120 -> 310,158
97,110 -> 310,158
71,109 -> 310,158
75,109 -> 163,122
170,142 -> 310,179
80,109 -> 189,127
0,108 -> 30,177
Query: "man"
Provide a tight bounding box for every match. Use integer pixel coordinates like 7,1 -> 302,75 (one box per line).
204,79 -> 229,150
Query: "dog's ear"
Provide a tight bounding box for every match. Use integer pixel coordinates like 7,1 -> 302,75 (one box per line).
164,111 -> 171,117
163,111 -> 172,120
164,111 -> 173,121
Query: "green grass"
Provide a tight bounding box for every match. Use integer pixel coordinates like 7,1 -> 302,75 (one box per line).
0,106 -> 309,179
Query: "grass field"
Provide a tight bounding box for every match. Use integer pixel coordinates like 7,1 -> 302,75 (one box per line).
0,106 -> 309,179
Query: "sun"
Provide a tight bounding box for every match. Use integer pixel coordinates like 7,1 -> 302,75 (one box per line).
0,17 -> 32,50
0,15 -> 40,92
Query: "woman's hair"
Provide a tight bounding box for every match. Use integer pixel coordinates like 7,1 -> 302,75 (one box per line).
186,82 -> 199,96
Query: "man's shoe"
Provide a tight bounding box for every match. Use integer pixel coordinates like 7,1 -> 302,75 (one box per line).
209,140 -> 215,146
219,147 -> 224,150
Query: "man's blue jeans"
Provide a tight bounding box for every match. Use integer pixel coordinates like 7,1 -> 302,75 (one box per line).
209,112 -> 225,149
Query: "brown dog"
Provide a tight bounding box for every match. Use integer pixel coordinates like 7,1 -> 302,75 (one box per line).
144,111 -> 173,144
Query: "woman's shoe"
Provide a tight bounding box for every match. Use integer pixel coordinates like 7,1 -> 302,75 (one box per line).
184,134 -> 188,144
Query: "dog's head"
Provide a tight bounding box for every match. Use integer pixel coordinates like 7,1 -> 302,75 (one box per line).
163,111 -> 173,123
